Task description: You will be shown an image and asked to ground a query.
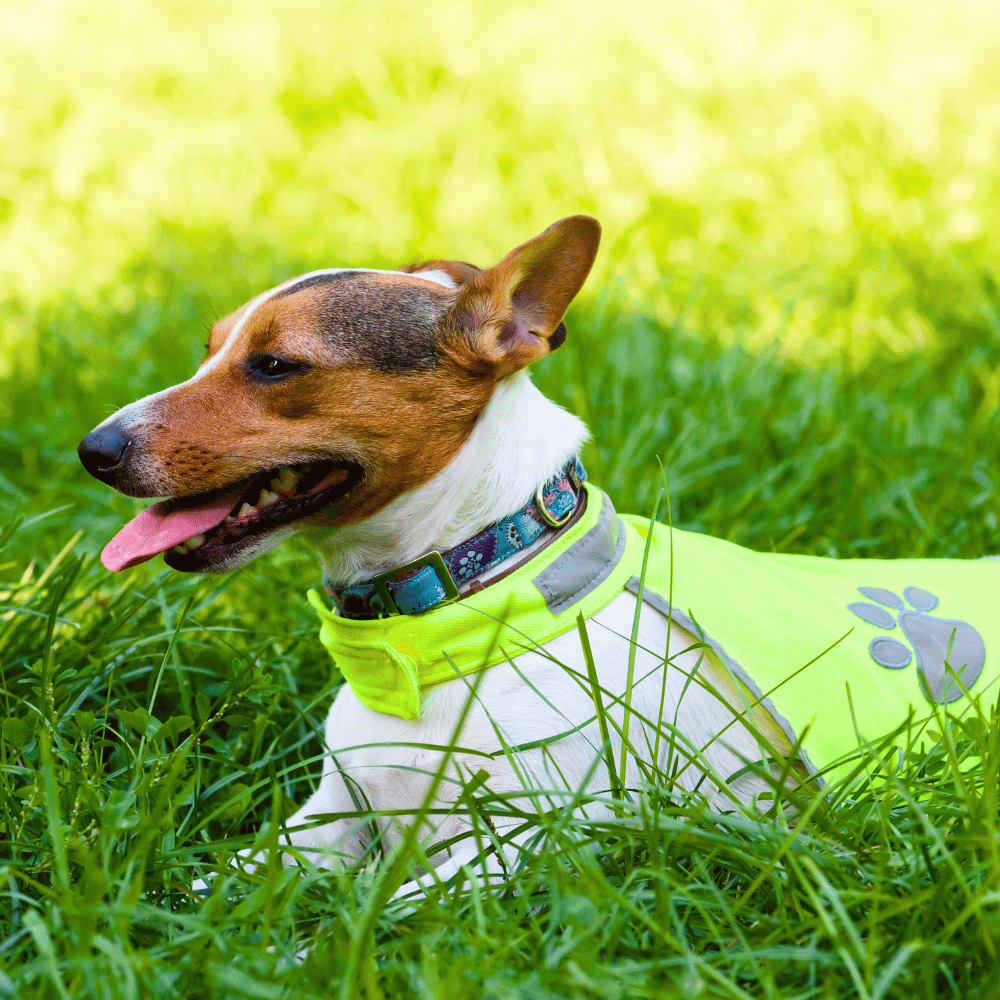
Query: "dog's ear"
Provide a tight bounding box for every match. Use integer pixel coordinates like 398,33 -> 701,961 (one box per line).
443,216 -> 601,377
398,260 -> 482,286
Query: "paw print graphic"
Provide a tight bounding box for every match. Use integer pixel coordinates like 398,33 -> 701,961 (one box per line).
848,586 -> 986,704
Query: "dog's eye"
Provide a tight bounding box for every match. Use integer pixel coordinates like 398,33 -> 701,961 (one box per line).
247,355 -> 308,382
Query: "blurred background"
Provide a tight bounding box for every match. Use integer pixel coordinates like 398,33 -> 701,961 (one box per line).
2,0 -> 999,574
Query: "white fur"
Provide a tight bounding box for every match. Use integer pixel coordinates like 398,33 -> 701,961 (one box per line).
407,268 -> 458,289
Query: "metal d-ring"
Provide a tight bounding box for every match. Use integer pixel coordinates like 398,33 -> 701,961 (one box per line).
535,483 -> 573,528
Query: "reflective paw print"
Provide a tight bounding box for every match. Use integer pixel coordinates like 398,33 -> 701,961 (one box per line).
848,586 -> 985,704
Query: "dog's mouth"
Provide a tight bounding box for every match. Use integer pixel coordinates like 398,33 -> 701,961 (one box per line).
101,459 -> 362,573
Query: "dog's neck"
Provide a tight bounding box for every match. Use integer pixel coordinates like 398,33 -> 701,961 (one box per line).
304,371 -> 589,585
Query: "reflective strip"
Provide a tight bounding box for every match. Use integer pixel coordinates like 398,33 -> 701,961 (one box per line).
623,576 -> 820,779
533,491 -> 626,614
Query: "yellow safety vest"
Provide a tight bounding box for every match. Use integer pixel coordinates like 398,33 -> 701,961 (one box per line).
311,485 -> 999,775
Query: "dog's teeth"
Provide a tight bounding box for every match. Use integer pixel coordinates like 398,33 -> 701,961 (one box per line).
186,533 -> 206,549
271,467 -> 299,495
258,489 -> 280,508
238,502 -> 257,519
171,544 -> 186,555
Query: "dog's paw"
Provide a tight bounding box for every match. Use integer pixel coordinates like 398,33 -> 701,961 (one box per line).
847,586 -> 985,703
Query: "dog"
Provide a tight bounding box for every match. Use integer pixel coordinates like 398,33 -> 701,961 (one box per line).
79,216 -> 998,888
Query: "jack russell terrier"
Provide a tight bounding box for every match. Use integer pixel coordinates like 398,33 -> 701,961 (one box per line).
79,216 -> 997,885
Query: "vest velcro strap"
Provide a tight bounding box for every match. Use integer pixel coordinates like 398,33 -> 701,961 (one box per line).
308,590 -> 423,718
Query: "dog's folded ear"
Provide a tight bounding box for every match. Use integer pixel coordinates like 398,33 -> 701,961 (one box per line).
443,215 -> 601,377
398,259 -> 483,285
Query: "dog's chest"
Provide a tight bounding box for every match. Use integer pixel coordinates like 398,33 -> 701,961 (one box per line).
319,593 -> 770,817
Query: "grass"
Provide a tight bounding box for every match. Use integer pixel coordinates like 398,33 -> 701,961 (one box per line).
3,0 -> 1000,996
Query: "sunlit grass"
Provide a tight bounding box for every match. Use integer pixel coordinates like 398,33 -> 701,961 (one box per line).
2,1 -> 1000,996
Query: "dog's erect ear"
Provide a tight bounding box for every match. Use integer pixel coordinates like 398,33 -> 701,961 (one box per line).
443,216 -> 601,377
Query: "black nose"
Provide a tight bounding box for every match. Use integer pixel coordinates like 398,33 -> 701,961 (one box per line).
78,424 -> 131,484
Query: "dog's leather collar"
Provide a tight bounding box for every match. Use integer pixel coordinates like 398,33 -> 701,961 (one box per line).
325,457 -> 587,619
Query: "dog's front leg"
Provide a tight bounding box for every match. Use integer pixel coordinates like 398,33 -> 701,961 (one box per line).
195,754 -> 369,895
277,688 -> 410,871
277,687 -> 415,872
279,763 -> 374,871
389,824 -> 539,902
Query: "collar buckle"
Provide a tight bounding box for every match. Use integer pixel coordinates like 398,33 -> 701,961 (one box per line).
371,550 -> 461,616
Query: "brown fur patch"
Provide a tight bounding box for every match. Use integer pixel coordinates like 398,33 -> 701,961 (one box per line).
144,351 -> 491,526
250,272 -> 456,374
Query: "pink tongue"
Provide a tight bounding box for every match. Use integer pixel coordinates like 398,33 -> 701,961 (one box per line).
101,488 -> 244,572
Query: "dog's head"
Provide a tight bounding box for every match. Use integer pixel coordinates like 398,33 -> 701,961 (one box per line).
79,216 -> 601,573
